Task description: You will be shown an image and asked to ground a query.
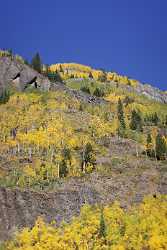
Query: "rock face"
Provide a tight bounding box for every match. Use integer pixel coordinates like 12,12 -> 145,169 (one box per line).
121,81 -> 167,103
0,186 -> 101,240
0,165 -> 163,241
0,56 -> 50,92
51,82 -> 108,105
135,82 -> 167,103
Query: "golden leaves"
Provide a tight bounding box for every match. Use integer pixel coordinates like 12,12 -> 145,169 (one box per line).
6,195 -> 167,250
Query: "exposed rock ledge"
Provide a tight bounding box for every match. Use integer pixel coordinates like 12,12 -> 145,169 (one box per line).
0,57 -> 50,92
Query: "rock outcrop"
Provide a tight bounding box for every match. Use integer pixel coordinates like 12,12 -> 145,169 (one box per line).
135,82 -> 167,103
0,56 -> 50,92
0,186 -> 101,240
51,82 -> 108,105
110,80 -> 167,103
0,165 -> 163,241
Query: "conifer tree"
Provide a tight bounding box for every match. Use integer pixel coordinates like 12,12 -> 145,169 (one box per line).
147,133 -> 152,145
63,147 -> 72,164
0,89 -> 10,104
155,134 -> 167,160
165,115 -> 167,127
98,70 -> 107,82
99,208 -> 106,238
93,87 -> 104,97
89,72 -> 93,78
31,52 -> 42,73
59,160 -> 68,178
54,72 -> 63,82
81,86 -> 91,94
146,133 -> 153,157
117,98 -> 126,137
24,59 -> 29,66
152,112 -> 159,125
130,110 -> 143,132
59,64 -> 64,73
81,143 -> 96,172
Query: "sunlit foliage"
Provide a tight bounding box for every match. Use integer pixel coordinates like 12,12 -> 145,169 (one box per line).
0,90 -> 118,188
6,195 -> 167,250
48,63 -> 138,87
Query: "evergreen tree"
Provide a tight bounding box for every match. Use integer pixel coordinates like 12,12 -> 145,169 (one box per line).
24,59 -> 29,66
59,147 -> 72,178
165,115 -> 167,127
89,72 -> 93,78
59,160 -> 68,178
81,143 -> 96,172
146,133 -> 153,157
0,89 -> 10,104
31,52 -> 42,73
99,208 -> 106,238
8,49 -> 13,57
147,133 -> 152,145
54,72 -> 63,82
117,98 -> 126,136
98,71 -> 107,82
59,64 -> 64,73
62,147 -> 71,164
81,86 -> 91,94
130,110 -> 143,132
123,96 -> 134,107
47,71 -> 63,83
155,134 -> 167,160
93,87 -> 104,97
152,112 -> 159,125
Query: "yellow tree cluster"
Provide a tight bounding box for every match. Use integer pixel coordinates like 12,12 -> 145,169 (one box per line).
0,90 -> 118,184
6,195 -> 167,250
48,63 -> 138,87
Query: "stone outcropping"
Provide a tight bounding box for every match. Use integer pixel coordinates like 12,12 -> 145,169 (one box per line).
0,56 -> 50,92
51,82 -> 108,105
135,82 -> 167,103
0,186 -> 101,240
0,166 -> 163,241
118,80 -> 167,103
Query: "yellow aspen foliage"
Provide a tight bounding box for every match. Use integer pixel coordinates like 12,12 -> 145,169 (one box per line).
6,195 -> 167,250
48,63 -> 138,87
23,165 -> 36,178
105,93 -> 125,103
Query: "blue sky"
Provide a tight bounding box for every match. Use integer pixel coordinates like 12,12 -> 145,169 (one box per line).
0,0 -> 167,90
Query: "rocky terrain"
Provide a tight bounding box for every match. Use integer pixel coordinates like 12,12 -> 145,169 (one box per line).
0,57 -> 50,92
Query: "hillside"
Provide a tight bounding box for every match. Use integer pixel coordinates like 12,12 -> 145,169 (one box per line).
49,62 -> 167,103
0,52 -> 167,247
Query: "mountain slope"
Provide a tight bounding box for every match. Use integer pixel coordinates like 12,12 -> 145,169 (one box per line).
49,62 -> 167,103
0,54 -> 167,241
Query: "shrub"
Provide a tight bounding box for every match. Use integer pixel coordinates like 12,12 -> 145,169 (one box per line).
93,87 -> 105,97
81,86 -> 91,94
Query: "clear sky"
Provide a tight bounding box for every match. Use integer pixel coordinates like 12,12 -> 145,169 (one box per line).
0,0 -> 167,90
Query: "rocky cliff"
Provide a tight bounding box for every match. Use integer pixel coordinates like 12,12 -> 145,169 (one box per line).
0,56 -> 50,92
